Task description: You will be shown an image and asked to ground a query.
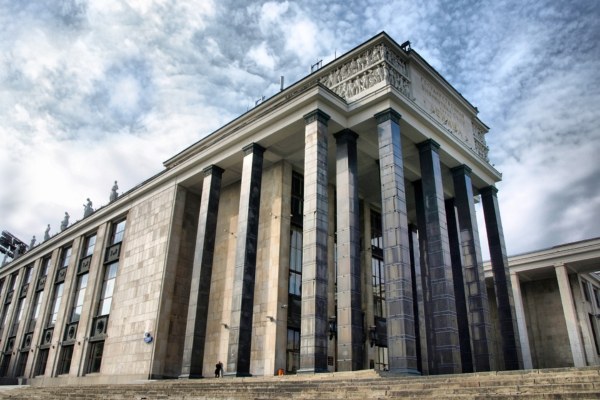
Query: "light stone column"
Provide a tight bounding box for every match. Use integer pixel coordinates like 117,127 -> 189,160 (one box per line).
480,186 -> 523,370
180,165 -> 224,379
509,272 -> 533,369
415,139 -> 461,375
374,108 -> 418,374
334,129 -> 362,371
450,165 -> 495,372
226,144 -> 265,377
299,109 -> 330,374
554,263 -> 586,367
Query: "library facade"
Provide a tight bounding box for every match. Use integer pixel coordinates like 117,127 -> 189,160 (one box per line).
1,32 -> 599,385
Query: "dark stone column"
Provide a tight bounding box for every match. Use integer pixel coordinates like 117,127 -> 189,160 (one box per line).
408,224 -> 428,375
374,108 -> 418,374
299,109 -> 330,374
445,198 -> 474,373
451,165 -> 494,372
334,129 -> 362,371
480,186 -> 523,371
415,139 -> 461,375
180,165 -> 223,379
225,143 -> 265,377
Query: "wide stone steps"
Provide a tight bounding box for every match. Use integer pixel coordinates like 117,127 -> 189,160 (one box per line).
1,367 -> 599,400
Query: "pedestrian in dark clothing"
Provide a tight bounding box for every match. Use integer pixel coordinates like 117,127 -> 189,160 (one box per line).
215,361 -> 223,378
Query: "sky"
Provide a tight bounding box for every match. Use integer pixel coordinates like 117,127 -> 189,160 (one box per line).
1,0 -> 599,261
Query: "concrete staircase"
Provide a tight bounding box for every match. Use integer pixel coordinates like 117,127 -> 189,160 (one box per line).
1,367 -> 599,399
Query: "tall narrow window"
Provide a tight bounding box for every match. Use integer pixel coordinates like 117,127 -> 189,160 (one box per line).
83,235 -> 97,258
370,211 -> 386,318
35,349 -> 49,377
288,227 -> 302,296
291,173 -> 304,225
98,263 -> 118,316
8,273 -> 18,292
57,346 -> 74,375
594,288 -> 600,309
0,279 -> 4,300
70,274 -> 88,322
15,352 -> 28,377
11,298 -> 26,336
582,280 -> 591,302
28,291 -> 43,332
88,341 -> 104,373
0,305 -> 10,331
110,221 -> 126,245
59,247 -> 72,269
47,283 -> 65,328
41,257 -> 52,277
286,328 -> 301,373
23,266 -> 33,285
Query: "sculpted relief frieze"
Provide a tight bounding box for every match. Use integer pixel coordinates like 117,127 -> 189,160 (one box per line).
318,43 -> 411,100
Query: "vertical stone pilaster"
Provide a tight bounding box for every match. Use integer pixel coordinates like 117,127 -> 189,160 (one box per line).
510,273 -> 533,369
554,264 -> 586,367
450,165 -> 495,372
445,198 -> 474,373
415,139 -> 461,375
374,108 -> 418,374
180,165 -> 224,379
226,144 -> 265,377
299,109 -> 330,374
480,186 -> 523,370
334,129 -> 362,371
408,224 -> 428,375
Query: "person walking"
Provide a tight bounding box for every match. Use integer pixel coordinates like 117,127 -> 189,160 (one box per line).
215,360 -> 223,378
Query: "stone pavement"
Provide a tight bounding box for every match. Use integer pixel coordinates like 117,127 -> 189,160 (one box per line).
1,367 -> 599,399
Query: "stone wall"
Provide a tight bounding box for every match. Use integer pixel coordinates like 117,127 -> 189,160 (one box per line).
100,184 -> 178,377
523,277 -> 573,368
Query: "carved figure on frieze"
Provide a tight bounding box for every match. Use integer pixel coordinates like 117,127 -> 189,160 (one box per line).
44,224 -> 51,241
60,212 -> 70,232
109,181 -> 119,202
83,198 -> 94,218
29,236 -> 36,249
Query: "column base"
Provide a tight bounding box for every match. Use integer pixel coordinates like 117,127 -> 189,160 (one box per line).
296,367 -> 331,374
178,374 -> 204,379
223,371 -> 252,378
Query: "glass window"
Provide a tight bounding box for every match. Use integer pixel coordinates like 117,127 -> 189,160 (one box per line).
98,263 -> 118,316
0,305 -> 11,329
35,349 -> 49,377
70,274 -> 88,322
15,352 -> 28,377
88,341 -> 104,373
372,256 -> 386,318
288,227 -> 302,296
0,279 -> 4,299
594,288 -> 600,308
8,273 -> 18,292
11,298 -> 26,336
83,235 -> 97,258
47,283 -> 65,328
291,173 -> 304,221
110,221 -> 126,245
28,291 -> 43,332
371,211 -> 383,250
24,267 -> 33,285
59,247 -> 72,269
0,355 -> 11,377
58,345 -> 74,375
41,258 -> 52,277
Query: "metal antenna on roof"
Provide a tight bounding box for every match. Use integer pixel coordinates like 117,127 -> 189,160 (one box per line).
255,96 -> 265,106
280,76 -> 284,91
310,60 -> 323,74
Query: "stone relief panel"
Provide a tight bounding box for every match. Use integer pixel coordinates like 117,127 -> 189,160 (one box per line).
412,68 -> 477,151
472,122 -> 490,162
318,43 -> 411,100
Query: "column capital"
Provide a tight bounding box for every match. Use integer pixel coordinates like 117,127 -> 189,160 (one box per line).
203,165 -> 224,177
480,186 -> 499,197
303,109 -> 330,126
333,129 -> 359,143
450,164 -> 472,177
242,142 -> 266,156
416,139 -> 440,153
374,108 -> 401,124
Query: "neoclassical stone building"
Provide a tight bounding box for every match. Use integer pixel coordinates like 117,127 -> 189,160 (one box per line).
0,32 -> 598,385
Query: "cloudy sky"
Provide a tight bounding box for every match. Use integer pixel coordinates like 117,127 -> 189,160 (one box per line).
1,0 -> 599,260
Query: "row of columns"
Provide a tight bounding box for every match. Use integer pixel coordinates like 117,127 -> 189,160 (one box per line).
180,107 -> 523,378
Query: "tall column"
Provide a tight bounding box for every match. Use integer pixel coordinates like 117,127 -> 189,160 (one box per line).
180,165 -> 224,379
226,143 -> 265,377
451,165 -> 495,372
480,186 -> 523,370
334,129 -> 362,371
554,263 -> 586,367
299,109 -> 330,374
415,139 -> 461,375
408,224 -> 428,375
445,198 -> 474,373
509,272 -> 533,369
374,108 -> 418,374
